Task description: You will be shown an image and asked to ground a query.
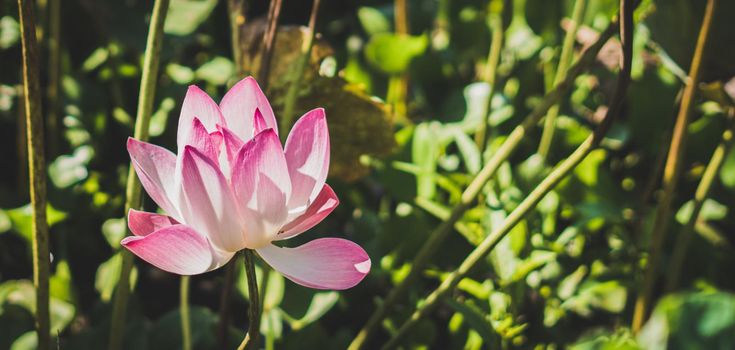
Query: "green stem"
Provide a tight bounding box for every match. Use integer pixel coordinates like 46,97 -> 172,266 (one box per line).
228,0 -> 246,77
631,0 -> 717,332
108,1 -> 170,349
381,2 -> 632,346
347,12 -> 620,350
18,0 -> 50,348
474,0 -> 505,152
537,0 -> 587,160
46,0 -> 61,156
258,0 -> 283,90
238,250 -> 261,350
666,113 -> 734,292
181,276 -> 192,350
281,0 -> 321,136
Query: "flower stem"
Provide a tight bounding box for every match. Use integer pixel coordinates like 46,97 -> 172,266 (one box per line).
46,0 -> 61,157
108,1 -> 170,349
666,112 -> 734,292
181,276 -> 192,350
537,0 -> 587,160
631,0 -> 718,332
18,0 -> 51,348
238,249 -> 261,350
381,1 -> 632,346
474,0 -> 505,152
347,10 -> 620,350
228,0 -> 246,77
281,0 -> 322,134
258,0 -> 283,91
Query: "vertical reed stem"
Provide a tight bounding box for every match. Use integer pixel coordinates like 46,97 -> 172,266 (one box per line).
237,250 -> 261,350
537,0 -> 587,160
181,276 -> 192,350
281,0 -> 322,135
258,0 -> 283,90
18,0 -> 51,348
108,1 -> 170,349
474,0 -> 506,153
46,0 -> 61,156
666,112 -> 734,292
631,0 -> 717,332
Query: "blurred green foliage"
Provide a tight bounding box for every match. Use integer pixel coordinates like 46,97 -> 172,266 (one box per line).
1,0 -> 735,349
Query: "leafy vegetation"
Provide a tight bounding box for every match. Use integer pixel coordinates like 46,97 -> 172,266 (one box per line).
1,0 -> 735,349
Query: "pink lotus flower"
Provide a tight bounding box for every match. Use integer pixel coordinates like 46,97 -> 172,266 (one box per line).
121,77 -> 370,290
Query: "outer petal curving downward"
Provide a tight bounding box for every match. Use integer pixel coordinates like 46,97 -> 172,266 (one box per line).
231,129 -> 292,248
180,146 -> 244,252
121,224 -> 214,275
219,77 -> 278,141
257,238 -> 370,290
127,138 -> 181,219
278,184 -> 339,240
177,86 -> 226,152
284,108 -> 330,212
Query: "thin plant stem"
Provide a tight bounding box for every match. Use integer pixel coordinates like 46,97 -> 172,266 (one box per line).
347,12 -> 620,350
381,1 -> 632,346
18,0 -> 51,348
238,250 -> 261,350
281,0 -> 322,135
108,1 -> 170,349
216,258 -> 238,348
228,0 -> 246,77
258,0 -> 283,90
666,111 -> 735,292
392,0 -> 409,121
474,0 -> 505,152
537,0 -> 587,160
46,0 -> 61,156
218,1 -> 247,345
631,0 -> 718,332
181,276 -> 192,350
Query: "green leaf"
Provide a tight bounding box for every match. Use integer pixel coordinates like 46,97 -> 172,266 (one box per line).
676,199 -> 728,224
287,292 -> 339,330
412,122 -> 441,199
101,217 -> 127,249
48,145 -> 95,188
720,146 -> 735,189
0,16 -> 20,49
95,252 -> 137,302
81,47 -> 109,72
357,7 -> 391,35
364,33 -> 428,75
166,63 -> 195,85
164,0 -> 218,36
639,291 -> 735,350
195,57 -> 235,86
148,306 -> 218,348
149,97 -> 176,137
7,204 -> 67,242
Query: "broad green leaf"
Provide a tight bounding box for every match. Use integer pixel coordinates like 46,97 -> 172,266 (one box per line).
101,217 -> 127,249
676,199 -> 728,225
0,16 -> 20,49
48,145 -> 94,188
365,33 -> 428,75
287,292 -> 339,330
7,204 -> 67,242
95,252 -> 137,302
164,0 -> 218,36
357,7 -> 391,35
195,57 -> 235,86
639,292 -> 735,350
